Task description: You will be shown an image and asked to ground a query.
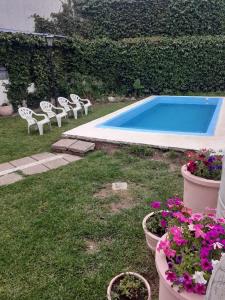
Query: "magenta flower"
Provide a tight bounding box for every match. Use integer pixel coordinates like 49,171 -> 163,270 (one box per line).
201,259 -> 212,271
166,271 -> 177,282
194,283 -> 206,295
184,280 -> 194,293
150,201 -> 161,209
161,219 -> 167,228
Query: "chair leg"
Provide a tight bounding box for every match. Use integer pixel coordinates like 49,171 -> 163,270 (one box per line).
28,125 -> 30,135
38,124 -> 44,135
57,116 -> 62,128
49,121 -> 52,131
84,106 -> 88,116
73,110 -> 78,119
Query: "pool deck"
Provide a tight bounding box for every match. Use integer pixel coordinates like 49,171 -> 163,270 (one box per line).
63,96 -> 225,151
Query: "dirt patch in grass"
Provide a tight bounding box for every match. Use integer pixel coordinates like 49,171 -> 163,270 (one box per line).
85,239 -> 99,254
94,183 -> 138,214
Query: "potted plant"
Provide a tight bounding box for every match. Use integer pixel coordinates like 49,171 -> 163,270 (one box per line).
181,149 -> 223,213
156,211 -> 225,300
107,272 -> 151,300
0,102 -> 13,116
142,197 -> 188,252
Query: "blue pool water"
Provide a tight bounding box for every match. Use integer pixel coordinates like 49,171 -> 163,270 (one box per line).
99,96 -> 223,135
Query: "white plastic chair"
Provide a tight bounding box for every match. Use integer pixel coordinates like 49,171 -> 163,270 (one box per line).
58,97 -> 82,119
40,101 -> 67,128
18,107 -> 51,135
70,94 -> 92,116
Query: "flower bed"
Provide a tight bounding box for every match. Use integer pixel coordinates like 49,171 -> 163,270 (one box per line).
157,211 -> 225,295
186,149 -> 223,181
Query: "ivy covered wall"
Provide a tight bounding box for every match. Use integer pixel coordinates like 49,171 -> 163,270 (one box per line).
34,0 -> 225,39
1,33 -> 225,109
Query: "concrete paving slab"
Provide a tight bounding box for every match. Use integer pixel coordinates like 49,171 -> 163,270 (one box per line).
112,182 -> 128,191
43,158 -> 69,170
10,157 -> 36,167
0,173 -> 23,186
60,154 -> 82,162
52,139 -> 77,151
68,140 -> 95,154
22,164 -> 49,175
31,152 -> 57,161
0,162 -> 14,172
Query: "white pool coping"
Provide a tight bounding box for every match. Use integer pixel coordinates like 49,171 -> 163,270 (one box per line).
63,96 -> 225,151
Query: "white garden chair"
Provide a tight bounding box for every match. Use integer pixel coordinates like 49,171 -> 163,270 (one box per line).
70,94 -> 92,116
18,107 -> 51,135
40,101 -> 67,128
58,97 -> 82,119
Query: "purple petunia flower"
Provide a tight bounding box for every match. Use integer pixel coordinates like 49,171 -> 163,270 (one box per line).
201,259 -> 212,271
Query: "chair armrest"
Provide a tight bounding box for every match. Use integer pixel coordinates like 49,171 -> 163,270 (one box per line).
33,112 -> 49,121
80,99 -> 91,105
54,106 -> 66,114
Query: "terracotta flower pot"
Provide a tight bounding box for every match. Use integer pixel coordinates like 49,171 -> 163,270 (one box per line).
0,104 -> 13,116
107,272 -> 151,300
142,212 -> 161,252
155,235 -> 203,300
181,165 -> 220,213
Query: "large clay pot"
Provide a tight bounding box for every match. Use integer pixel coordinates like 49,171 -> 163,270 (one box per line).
181,165 -> 220,213
155,235 -> 203,300
0,104 -> 13,116
142,212 -> 161,252
107,272 -> 151,300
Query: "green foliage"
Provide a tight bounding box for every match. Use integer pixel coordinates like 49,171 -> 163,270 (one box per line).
165,150 -> 180,160
34,0 -> 225,39
133,79 -> 144,96
111,274 -> 148,300
126,145 -> 154,158
146,211 -> 166,237
2,33 -> 225,108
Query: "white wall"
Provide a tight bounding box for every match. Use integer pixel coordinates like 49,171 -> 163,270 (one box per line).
0,80 -> 9,105
0,0 -> 62,32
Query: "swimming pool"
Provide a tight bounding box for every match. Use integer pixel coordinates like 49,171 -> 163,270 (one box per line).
99,96 -> 223,136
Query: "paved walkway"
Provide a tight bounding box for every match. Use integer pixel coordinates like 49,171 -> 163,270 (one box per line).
0,152 -> 82,186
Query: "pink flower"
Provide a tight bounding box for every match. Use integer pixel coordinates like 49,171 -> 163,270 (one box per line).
172,212 -> 188,223
157,239 -> 170,251
150,201 -> 161,209
193,224 -> 206,239
170,226 -> 182,236
191,213 -> 203,222
173,236 -> 187,246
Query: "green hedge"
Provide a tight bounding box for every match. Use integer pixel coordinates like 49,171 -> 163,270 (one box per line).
79,35 -> 225,93
34,0 -> 225,39
1,33 -> 225,108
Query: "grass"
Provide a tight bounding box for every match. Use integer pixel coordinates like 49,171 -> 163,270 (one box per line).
0,102 -> 129,164
0,102 -> 185,299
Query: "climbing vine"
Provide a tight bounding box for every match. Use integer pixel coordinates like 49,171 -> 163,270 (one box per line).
1,33 -> 225,109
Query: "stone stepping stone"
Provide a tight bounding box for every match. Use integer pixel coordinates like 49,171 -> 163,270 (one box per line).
31,152 -> 57,161
0,162 -> 14,173
0,173 -> 23,186
52,139 -> 77,151
68,140 -> 95,155
60,153 -> 83,162
43,158 -> 69,170
10,157 -> 36,167
22,164 -> 49,176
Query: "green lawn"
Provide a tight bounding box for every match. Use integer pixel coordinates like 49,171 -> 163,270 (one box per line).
0,102 -> 184,300
0,102 -> 129,164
